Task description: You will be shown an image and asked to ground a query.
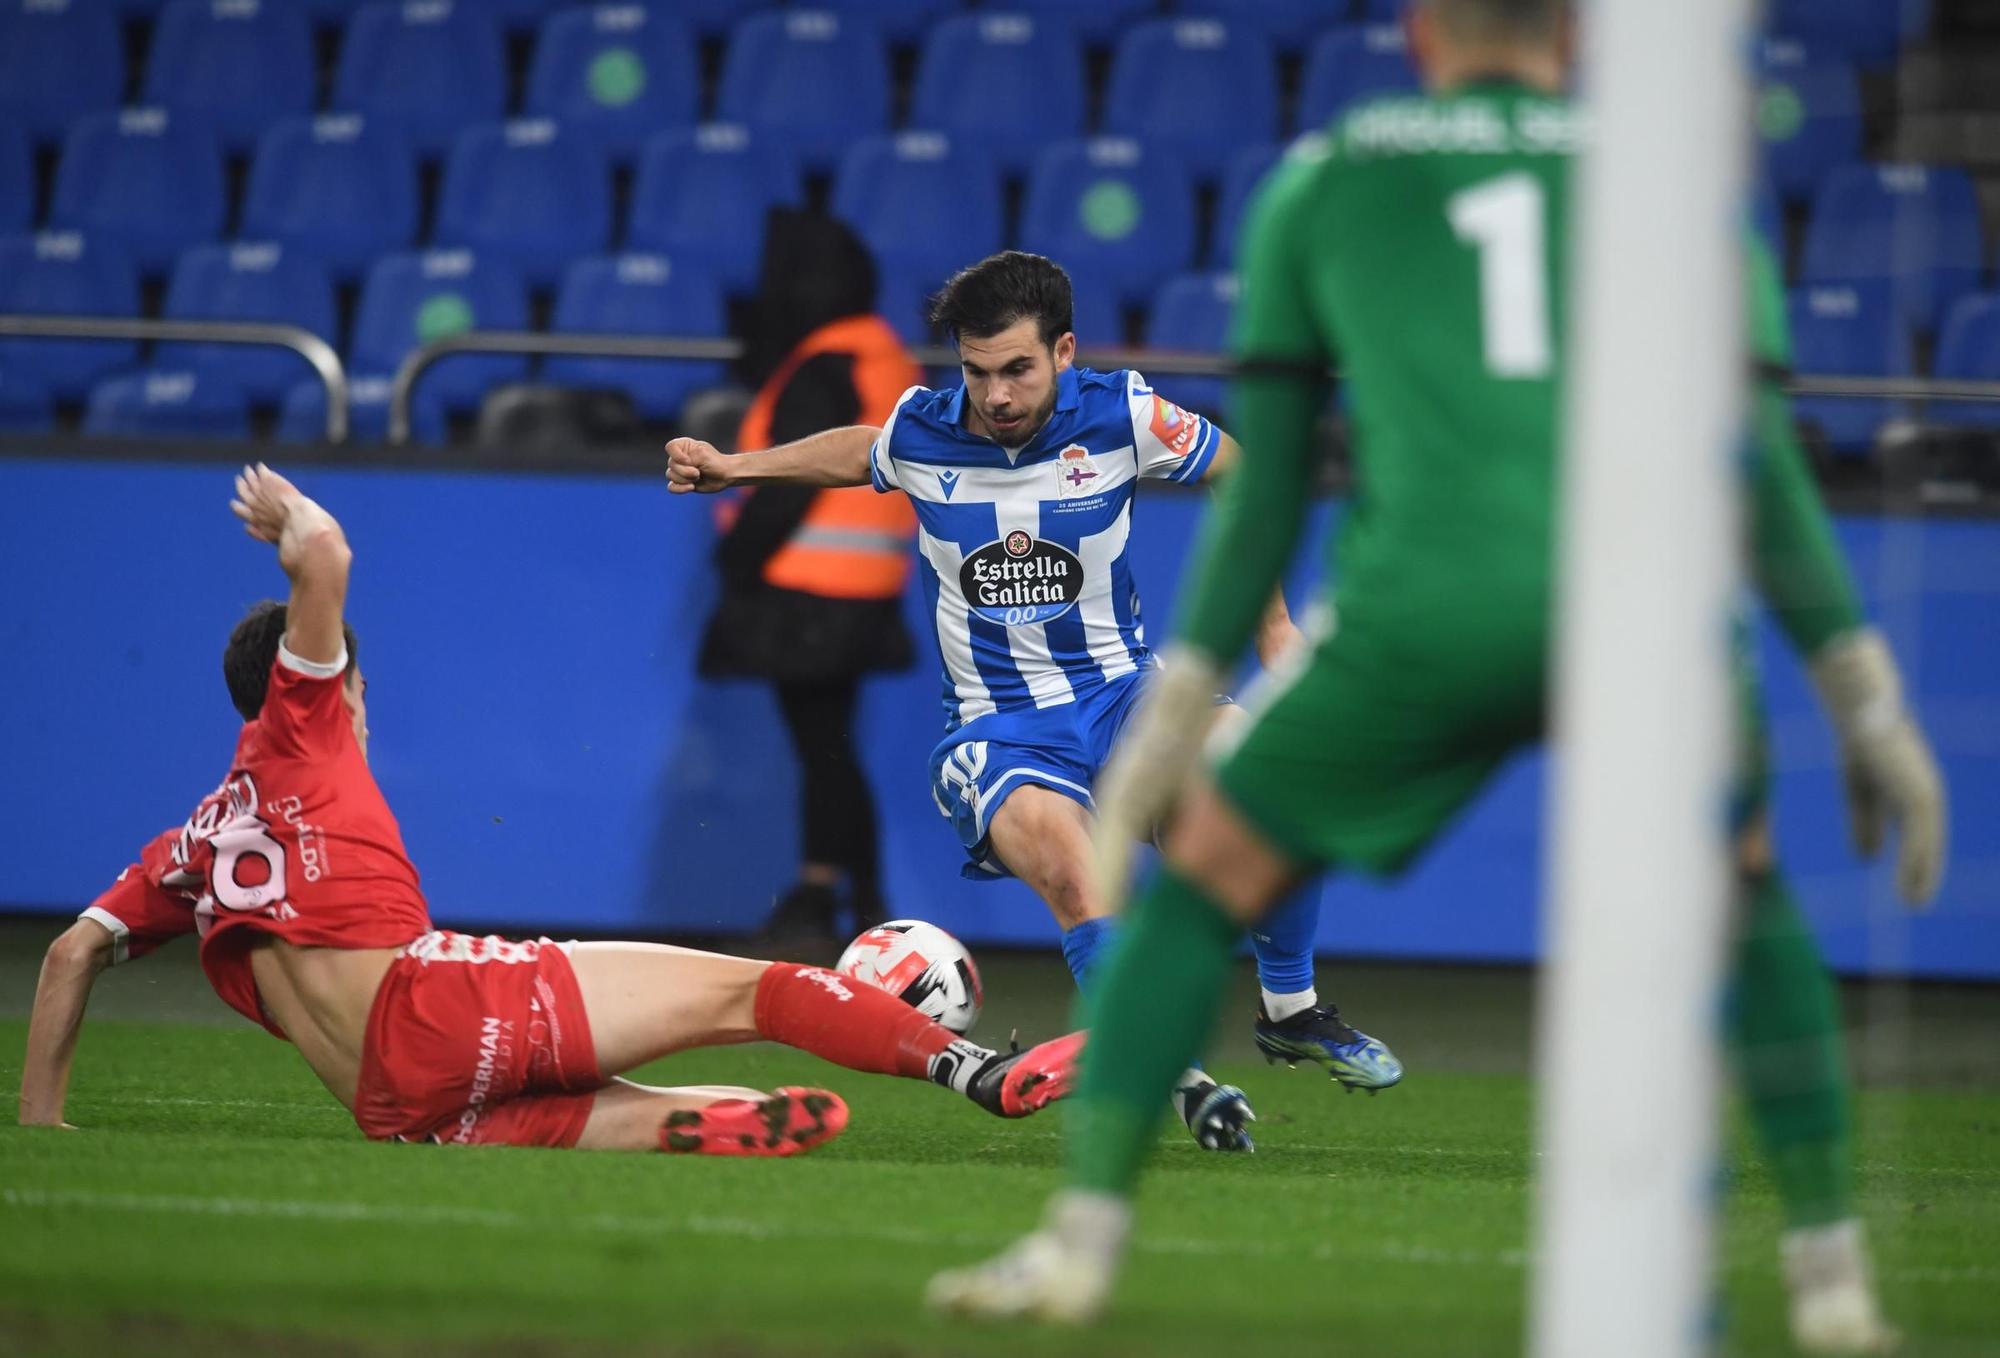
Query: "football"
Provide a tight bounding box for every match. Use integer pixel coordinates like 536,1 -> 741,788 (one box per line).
834,920 -> 984,1035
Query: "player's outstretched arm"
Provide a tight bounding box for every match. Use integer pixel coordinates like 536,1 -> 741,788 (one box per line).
18,919 -> 116,1127
230,463 -> 351,667
665,426 -> 878,494
1743,242 -> 1948,907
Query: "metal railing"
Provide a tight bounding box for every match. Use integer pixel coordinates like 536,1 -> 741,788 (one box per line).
386,329 -> 2000,445
0,315 -> 350,442
7,316 -> 2000,451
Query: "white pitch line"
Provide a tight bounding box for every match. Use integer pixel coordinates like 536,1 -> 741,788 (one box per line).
101,1097 -> 329,1111
4,1188 -> 1993,1287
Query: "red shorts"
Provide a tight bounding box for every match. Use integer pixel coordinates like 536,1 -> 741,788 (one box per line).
355,932 -> 602,1148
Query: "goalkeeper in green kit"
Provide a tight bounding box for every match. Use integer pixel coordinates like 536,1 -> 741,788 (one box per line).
928,0 -> 1948,1351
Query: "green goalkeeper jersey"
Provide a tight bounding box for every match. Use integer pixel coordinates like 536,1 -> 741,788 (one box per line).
1178,80 -> 1862,672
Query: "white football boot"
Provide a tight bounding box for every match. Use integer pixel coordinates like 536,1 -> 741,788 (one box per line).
925,1191 -> 1128,1324
1782,1219 -> 1901,1355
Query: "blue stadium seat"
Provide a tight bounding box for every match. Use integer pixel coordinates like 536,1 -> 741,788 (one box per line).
627,123 -> 803,295
435,119 -> 613,290
142,0 -> 316,153
1787,281 -> 1911,454
50,109 -> 226,273
333,1 -> 507,157
874,272 -> 934,349
675,0 -> 749,38
544,253 -> 727,421
0,119 -> 32,234
1768,0 -> 1928,67
353,248 -> 530,412
84,368 -> 252,439
1175,0 -> 1348,53
1758,64 -> 1861,206
487,0 -> 557,31
1299,24 -> 1420,130
0,232 -> 141,399
1104,19 -> 1278,181
911,13 -> 1086,176
279,373 -> 449,444
0,368 -> 54,432
1022,137 -> 1196,308
1928,292 -> 2000,431
716,10 -> 889,171
984,0 -> 1157,45
1801,163 -> 1987,333
154,242 -> 339,403
0,0 -> 123,144
1070,274 -> 1125,350
1212,141 -> 1283,268
1755,34 -> 1818,75
832,133 -> 1003,291
243,114 -> 419,282
811,0 -> 957,43
1145,271 -> 1237,416
525,6 -> 699,163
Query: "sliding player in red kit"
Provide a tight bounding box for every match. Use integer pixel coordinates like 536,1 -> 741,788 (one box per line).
18,464 -> 1081,1153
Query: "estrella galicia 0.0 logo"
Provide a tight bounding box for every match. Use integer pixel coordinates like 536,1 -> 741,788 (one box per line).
960,532 -> 1085,626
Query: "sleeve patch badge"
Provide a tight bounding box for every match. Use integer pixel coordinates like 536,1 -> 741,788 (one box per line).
1150,395 -> 1200,456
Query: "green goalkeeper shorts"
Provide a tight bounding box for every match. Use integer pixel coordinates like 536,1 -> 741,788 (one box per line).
1212,618 -> 1771,878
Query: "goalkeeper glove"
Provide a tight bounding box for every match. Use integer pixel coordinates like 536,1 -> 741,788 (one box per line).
1806,628 -> 1948,907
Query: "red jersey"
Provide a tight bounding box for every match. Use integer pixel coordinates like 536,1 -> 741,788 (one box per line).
79,643 -> 433,1036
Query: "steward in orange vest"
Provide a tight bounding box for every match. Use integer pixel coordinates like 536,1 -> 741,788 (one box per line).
697,221 -> 921,683
696,211 -> 917,943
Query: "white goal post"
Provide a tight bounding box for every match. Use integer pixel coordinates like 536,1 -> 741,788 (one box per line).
1534,0 -> 1752,1356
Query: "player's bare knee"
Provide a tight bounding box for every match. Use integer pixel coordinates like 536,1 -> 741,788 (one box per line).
988,787 -> 1099,927
1037,858 -> 1100,929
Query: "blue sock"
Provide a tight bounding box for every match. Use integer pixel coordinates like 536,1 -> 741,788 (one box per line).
1061,916 -> 1116,993
1249,881 -> 1319,998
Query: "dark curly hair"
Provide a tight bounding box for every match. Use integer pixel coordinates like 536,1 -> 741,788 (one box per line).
223,600 -> 359,720
928,251 -> 1074,349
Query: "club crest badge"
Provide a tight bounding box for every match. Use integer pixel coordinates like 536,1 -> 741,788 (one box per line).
1055,444 -> 1101,500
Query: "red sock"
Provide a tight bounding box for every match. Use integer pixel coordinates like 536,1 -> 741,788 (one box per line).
754,964 -> 969,1080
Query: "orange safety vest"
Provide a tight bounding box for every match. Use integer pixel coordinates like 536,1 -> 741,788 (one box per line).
736,314 -> 921,601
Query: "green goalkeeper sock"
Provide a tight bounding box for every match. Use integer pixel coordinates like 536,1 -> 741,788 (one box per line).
1067,868 -> 1243,1198
1728,869 -> 1855,1229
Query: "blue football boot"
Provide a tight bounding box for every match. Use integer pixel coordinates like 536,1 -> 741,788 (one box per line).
1253,1003 -> 1404,1093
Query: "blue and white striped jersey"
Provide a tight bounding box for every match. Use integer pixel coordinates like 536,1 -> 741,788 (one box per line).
868,366 -> 1221,726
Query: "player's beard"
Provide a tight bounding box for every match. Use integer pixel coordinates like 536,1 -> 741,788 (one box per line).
973,384 -> 1058,446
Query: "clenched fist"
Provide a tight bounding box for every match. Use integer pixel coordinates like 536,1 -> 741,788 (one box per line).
666,438 -> 734,494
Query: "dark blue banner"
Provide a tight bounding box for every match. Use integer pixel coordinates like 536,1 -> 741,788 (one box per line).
2,456 -> 1993,976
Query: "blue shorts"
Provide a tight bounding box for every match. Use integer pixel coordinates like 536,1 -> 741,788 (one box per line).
929,670 -> 1154,879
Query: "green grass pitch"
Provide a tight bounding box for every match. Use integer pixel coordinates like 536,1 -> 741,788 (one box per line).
2,921 -> 1996,1357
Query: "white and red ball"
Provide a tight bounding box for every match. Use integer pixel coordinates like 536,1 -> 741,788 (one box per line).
834,920 -> 983,1035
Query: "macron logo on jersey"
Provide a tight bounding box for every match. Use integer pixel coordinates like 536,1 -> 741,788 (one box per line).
937,468 -> 961,500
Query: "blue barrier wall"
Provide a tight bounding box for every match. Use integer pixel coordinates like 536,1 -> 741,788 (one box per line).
2,455 -> 1994,977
